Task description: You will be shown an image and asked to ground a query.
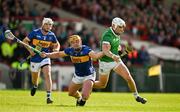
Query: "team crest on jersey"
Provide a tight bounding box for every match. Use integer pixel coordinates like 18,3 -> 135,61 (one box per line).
80,51 -> 83,55
49,36 -> 52,40
43,36 -> 46,40
36,35 -> 41,39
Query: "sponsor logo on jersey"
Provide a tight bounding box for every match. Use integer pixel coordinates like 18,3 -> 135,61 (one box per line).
32,39 -> 52,48
70,55 -> 90,63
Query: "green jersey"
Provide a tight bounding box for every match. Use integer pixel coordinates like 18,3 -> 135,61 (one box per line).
100,27 -> 121,62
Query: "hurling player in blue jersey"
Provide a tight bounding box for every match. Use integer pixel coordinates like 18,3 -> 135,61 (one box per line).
23,18 -> 60,104
41,35 -> 104,106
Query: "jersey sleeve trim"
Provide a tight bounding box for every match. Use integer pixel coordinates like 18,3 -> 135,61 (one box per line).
102,41 -> 110,44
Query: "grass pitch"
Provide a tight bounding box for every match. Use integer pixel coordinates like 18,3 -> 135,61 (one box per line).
0,90 -> 180,112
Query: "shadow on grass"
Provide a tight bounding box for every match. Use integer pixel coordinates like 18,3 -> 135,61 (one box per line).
53,104 -> 75,107
19,103 -> 75,107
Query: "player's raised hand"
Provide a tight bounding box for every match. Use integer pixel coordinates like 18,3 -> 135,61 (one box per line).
29,50 -> 36,56
40,52 -> 47,58
112,55 -> 120,62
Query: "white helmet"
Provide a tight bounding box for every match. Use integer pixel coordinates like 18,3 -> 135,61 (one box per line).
112,17 -> 126,28
42,18 -> 54,25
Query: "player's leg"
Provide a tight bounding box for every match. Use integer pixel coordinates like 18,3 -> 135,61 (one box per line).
30,72 -> 40,96
40,58 -> 53,104
82,80 -> 94,100
113,62 -> 147,104
42,64 -> 53,104
79,79 -> 94,105
93,61 -> 113,89
93,75 -> 109,88
30,62 -> 40,96
68,81 -> 83,106
31,72 -> 40,87
114,62 -> 137,92
68,73 -> 82,102
68,81 -> 82,99
78,72 -> 96,106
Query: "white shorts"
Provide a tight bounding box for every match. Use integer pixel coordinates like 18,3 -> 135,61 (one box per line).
30,58 -> 51,72
72,72 -> 96,84
99,59 -> 123,75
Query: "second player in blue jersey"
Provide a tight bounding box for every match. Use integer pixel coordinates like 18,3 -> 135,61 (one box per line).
23,18 -> 60,104
40,35 -> 104,106
64,45 -> 95,77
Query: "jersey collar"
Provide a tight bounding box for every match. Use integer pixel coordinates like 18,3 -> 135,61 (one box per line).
110,27 -> 120,38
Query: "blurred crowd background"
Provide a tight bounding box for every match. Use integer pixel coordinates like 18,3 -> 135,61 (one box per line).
0,0 -> 179,92
1,0 -> 179,65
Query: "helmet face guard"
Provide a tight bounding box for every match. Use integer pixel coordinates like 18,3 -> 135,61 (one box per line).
41,18 -> 54,31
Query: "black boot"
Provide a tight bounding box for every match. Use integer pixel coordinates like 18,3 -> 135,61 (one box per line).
136,96 -> 147,104
76,99 -> 86,106
47,98 -> 53,104
30,87 -> 37,96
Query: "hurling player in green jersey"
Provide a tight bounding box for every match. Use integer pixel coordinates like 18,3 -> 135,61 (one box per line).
94,17 -> 147,104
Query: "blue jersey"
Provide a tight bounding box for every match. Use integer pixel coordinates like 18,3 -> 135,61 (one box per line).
64,45 -> 95,77
28,28 -> 58,62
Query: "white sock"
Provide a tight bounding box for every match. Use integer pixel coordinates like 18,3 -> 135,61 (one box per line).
78,96 -> 82,101
133,92 -> 139,99
81,98 -> 86,101
33,85 -> 37,88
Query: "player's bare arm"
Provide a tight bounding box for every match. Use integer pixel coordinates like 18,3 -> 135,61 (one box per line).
51,41 -> 60,52
41,51 -> 68,58
102,42 -> 120,62
88,51 -> 104,59
23,37 -> 35,56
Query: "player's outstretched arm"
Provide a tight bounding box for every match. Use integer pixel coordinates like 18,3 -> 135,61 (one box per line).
89,51 -> 104,59
102,43 -> 120,62
52,41 -> 60,52
23,37 -> 35,56
40,51 -> 68,58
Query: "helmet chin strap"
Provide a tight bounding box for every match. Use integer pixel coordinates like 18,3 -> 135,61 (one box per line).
112,27 -> 121,36
115,31 -> 121,36
114,24 -> 117,29
41,28 -> 50,34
